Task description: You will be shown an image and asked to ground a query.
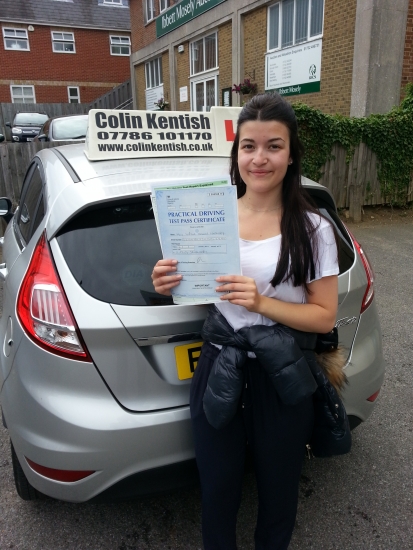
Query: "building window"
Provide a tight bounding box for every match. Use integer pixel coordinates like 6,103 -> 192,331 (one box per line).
189,33 -> 218,111
3,27 -> 30,51
100,0 -> 128,6
189,32 -> 218,112
268,0 -> 324,51
145,57 -> 163,89
52,31 -> 75,53
145,57 -> 164,110
191,77 -> 218,112
110,36 -> 131,55
68,87 -> 80,103
145,0 -> 156,23
10,85 -> 35,103
190,33 -> 217,76
159,0 -> 171,13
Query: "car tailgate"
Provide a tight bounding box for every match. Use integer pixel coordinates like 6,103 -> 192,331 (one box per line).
51,238 -> 205,412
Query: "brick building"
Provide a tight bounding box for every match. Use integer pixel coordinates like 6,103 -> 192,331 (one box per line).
0,0 -> 131,104
130,0 -> 412,116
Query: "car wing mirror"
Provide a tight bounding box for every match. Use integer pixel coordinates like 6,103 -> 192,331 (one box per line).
37,134 -> 47,141
0,134 -> 4,143
0,198 -> 14,223
5,122 -> 11,128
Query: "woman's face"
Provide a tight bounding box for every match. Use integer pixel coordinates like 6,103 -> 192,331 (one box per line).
237,120 -> 291,196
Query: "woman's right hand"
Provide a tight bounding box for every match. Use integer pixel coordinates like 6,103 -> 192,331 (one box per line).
151,259 -> 182,296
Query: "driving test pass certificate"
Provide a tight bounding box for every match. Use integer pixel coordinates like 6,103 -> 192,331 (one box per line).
155,185 -> 241,304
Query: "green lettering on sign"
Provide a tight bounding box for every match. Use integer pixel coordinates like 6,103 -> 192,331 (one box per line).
268,82 -> 321,97
156,0 -> 227,38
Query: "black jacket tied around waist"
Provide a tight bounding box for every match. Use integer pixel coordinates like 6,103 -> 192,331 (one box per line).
201,306 -> 319,429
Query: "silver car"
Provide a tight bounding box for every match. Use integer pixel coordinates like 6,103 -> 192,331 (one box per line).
33,114 -> 88,143
0,144 -> 385,502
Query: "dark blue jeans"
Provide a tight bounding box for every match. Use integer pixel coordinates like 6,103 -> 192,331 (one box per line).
190,342 -> 314,550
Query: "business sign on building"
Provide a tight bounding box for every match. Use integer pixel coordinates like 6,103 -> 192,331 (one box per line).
265,39 -> 322,97
156,0 -> 227,38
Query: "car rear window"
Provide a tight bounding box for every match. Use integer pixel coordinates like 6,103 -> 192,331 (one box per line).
53,117 -> 88,140
56,197 -> 173,306
306,189 -> 355,275
56,193 -> 355,307
318,207 -> 354,274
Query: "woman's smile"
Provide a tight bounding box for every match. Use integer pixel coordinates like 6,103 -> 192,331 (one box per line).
250,169 -> 271,174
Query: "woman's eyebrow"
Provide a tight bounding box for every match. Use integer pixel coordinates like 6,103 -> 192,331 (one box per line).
240,137 -> 286,143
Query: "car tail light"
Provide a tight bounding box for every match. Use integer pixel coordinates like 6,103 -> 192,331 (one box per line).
17,232 -> 92,362
347,229 -> 375,313
25,457 -> 95,482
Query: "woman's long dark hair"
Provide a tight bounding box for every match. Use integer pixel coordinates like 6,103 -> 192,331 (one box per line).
230,92 -> 329,292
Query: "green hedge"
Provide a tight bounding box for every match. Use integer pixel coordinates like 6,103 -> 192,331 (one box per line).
292,83 -> 413,206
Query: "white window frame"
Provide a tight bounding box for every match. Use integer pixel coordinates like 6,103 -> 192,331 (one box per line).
190,73 -> 219,112
110,35 -> 131,56
190,32 -> 218,77
159,0 -> 171,13
3,27 -> 30,51
267,0 -> 324,52
145,0 -> 156,23
99,0 -> 128,5
145,57 -> 163,90
10,85 -> 36,103
51,31 -> 76,53
67,86 -> 80,103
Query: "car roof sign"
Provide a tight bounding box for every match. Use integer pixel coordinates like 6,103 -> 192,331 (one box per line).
85,107 -> 242,161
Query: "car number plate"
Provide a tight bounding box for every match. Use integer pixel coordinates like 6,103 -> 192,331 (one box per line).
26,138 -> 33,141
174,342 -> 204,380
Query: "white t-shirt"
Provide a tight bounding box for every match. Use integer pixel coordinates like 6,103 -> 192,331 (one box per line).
215,213 -> 339,332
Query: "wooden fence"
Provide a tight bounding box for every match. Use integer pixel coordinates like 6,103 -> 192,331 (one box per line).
0,141 -> 74,205
0,141 -> 411,222
319,143 -> 413,221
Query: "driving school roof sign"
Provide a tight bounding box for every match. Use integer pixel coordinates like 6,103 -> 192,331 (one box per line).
85,107 -> 242,161
156,0 -> 227,38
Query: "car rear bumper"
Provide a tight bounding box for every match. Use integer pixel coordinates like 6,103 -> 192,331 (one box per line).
1,336 -> 195,502
341,299 -> 385,424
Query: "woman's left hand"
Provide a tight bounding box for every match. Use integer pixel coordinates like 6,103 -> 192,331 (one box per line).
216,275 -> 262,312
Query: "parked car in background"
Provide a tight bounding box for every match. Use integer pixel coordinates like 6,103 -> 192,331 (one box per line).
0,109 -> 385,503
6,112 -> 49,142
34,114 -> 88,143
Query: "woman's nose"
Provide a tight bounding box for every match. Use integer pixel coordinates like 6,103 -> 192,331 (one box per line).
253,148 -> 267,165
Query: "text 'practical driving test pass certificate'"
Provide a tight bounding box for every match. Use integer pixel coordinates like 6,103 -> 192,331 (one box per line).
154,184 -> 241,305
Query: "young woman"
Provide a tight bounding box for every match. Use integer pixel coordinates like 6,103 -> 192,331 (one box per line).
152,93 -> 339,549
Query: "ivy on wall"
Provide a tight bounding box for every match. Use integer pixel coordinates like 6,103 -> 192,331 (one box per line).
292,83 -> 413,205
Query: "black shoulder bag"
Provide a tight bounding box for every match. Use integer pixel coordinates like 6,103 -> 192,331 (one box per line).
305,328 -> 352,458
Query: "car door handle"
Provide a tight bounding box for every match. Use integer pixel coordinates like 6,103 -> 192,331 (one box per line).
0,263 -> 8,281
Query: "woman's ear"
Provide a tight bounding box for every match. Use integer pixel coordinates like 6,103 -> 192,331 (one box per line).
288,159 -> 293,165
